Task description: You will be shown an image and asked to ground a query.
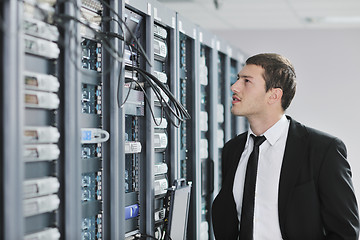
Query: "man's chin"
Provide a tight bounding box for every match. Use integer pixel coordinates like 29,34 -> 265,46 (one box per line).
231,109 -> 244,116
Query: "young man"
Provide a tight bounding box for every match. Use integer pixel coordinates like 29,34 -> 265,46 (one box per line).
211,53 -> 359,240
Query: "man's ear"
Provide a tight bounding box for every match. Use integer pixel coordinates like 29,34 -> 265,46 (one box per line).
268,88 -> 283,105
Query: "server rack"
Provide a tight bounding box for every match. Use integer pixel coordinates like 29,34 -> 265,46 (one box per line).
216,38 -> 232,144
1,0 -> 245,239
120,2 -> 150,238
150,1 -> 179,239
175,13 -> 201,240
197,26 -> 216,240
214,38 -> 228,193
22,0 -> 62,238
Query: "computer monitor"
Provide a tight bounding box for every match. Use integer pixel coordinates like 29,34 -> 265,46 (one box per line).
164,179 -> 192,240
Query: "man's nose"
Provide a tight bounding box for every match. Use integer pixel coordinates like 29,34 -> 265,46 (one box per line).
231,80 -> 241,93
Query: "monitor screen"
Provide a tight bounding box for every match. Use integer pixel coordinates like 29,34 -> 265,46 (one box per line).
166,182 -> 191,240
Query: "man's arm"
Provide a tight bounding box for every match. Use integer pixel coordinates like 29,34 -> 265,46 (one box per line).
319,137 -> 359,239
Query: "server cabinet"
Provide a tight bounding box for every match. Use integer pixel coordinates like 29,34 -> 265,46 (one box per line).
150,1 -> 179,239
176,13 -> 200,240
215,39 -> 228,192
197,26 -> 216,240
78,1 -> 108,239
216,38 -> 232,144
22,0 -> 62,238
120,2 -> 149,238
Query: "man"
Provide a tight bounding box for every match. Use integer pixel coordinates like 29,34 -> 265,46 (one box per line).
211,53 -> 359,240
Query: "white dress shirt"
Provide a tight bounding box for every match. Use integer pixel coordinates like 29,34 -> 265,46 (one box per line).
233,115 -> 290,240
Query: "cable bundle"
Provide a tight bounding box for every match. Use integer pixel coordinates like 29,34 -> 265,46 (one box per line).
126,66 -> 191,128
29,0 -> 191,127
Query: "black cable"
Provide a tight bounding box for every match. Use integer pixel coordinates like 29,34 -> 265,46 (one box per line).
54,0 -> 189,127
54,14 -> 123,82
123,44 -> 136,106
101,15 -> 127,108
135,69 -> 185,128
137,67 -> 190,117
134,67 -> 191,120
135,233 -> 158,240
128,76 -> 161,127
55,14 -> 124,62
163,230 -> 173,240
95,0 -> 152,66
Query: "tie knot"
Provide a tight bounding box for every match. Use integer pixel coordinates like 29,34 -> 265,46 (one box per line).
251,134 -> 266,147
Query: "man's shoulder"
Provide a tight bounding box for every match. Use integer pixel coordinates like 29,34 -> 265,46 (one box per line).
227,131 -> 247,144
288,116 -> 345,147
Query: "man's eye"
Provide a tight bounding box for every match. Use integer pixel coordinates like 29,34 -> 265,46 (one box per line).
245,79 -> 250,83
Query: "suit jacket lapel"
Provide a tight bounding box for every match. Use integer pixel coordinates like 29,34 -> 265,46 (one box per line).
224,133 -> 248,192
278,116 -> 308,238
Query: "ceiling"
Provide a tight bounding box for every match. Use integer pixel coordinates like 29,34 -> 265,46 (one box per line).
158,0 -> 360,30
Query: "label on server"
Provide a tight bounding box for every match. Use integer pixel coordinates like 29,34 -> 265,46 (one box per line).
24,228 -> 60,240
154,132 -> 168,149
23,194 -> 60,217
155,87 -> 169,103
153,70 -> 167,84
81,128 -> 109,144
217,130 -> 225,147
154,176 -> 168,196
23,144 -> 60,162
23,16 -> 59,42
24,1 -> 56,24
154,208 -> 166,222
200,111 -> 208,131
154,118 -> 168,129
154,38 -> 167,60
125,204 -> 139,220
200,139 -> 209,159
24,177 -> 60,199
24,71 -> 60,92
24,126 -> 60,143
217,104 -> 224,123
154,25 -> 167,39
25,90 -> 60,109
154,163 -> 168,175
199,65 -> 208,86
124,141 -> 142,154
24,34 -> 60,59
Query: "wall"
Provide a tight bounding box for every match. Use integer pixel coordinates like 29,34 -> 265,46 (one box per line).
215,28 -> 360,205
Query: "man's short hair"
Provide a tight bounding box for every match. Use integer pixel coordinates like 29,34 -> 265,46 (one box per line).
246,53 -> 297,110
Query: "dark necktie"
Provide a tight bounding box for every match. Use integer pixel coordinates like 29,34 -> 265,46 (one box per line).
239,134 -> 266,240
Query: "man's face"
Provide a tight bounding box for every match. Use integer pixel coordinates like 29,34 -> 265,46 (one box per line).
230,64 -> 270,118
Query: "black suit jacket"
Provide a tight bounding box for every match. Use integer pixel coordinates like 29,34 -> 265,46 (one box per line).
212,116 -> 359,240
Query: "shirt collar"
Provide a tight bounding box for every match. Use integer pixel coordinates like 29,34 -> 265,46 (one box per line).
247,114 -> 289,146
